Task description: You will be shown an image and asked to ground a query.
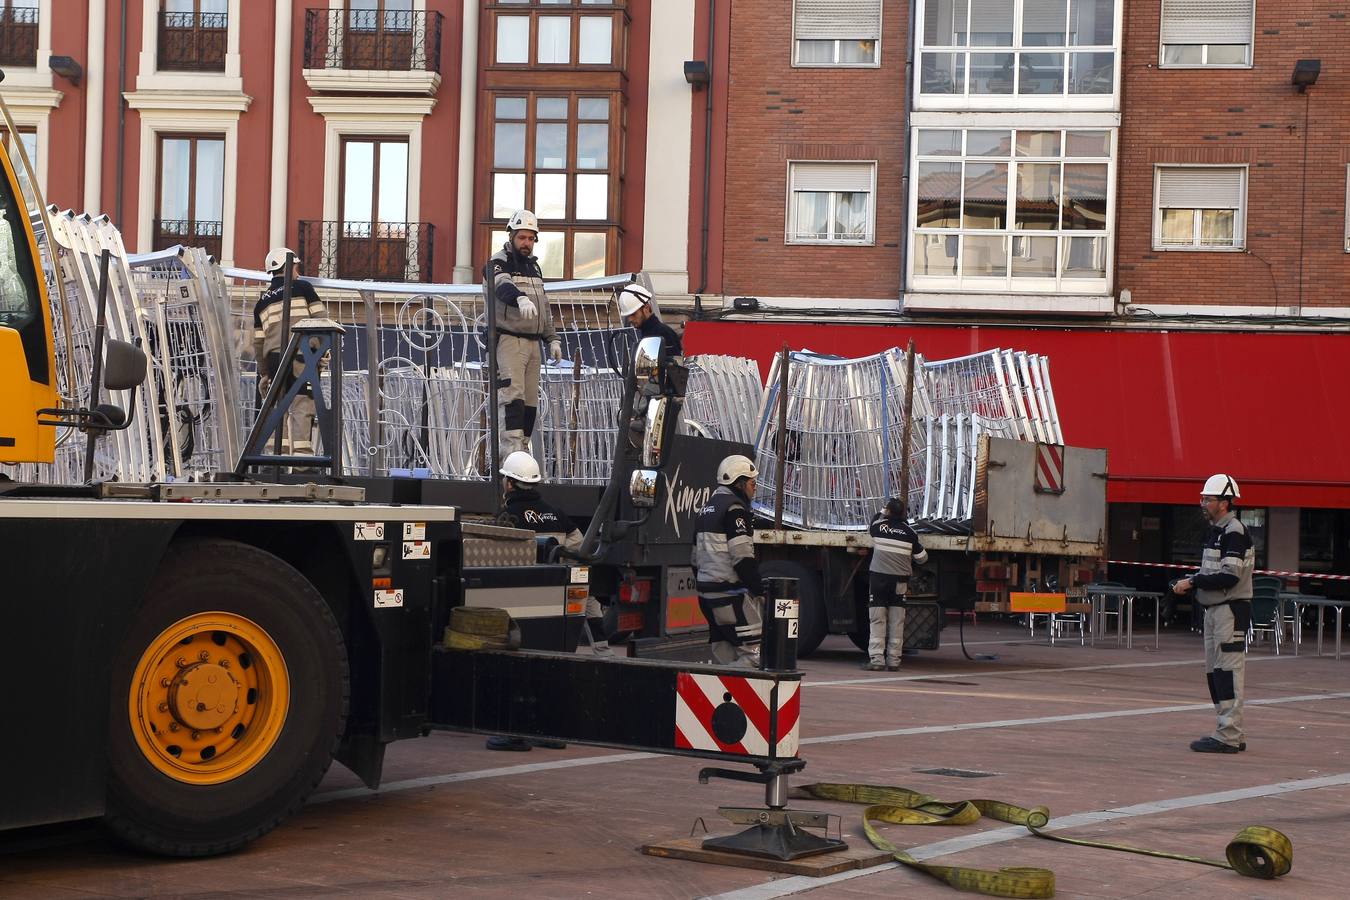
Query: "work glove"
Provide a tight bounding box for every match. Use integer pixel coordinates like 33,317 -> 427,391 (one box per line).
258,374 -> 271,396
549,340 -> 563,363
517,296 -> 538,319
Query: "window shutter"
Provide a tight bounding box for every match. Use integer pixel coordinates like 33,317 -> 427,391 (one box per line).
1157,167 -> 1244,208
794,0 -> 882,41
792,162 -> 874,193
1160,0 -> 1254,45
1021,0 -> 1067,36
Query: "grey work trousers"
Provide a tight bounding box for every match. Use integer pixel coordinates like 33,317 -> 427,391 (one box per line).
1202,601 -> 1248,746
868,606 -> 907,666
496,333 -> 541,457
702,592 -> 763,668
265,354 -> 315,455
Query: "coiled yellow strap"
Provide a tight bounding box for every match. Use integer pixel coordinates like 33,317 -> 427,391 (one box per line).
793,783 -> 1292,898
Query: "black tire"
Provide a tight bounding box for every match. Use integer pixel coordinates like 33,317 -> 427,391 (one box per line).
105,538 -> 348,856
760,560 -> 827,656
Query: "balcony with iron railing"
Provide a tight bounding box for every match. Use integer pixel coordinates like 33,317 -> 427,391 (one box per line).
157,10 -> 227,72
304,8 -> 442,74
0,5 -> 38,68
153,219 -> 224,261
298,220 -> 434,283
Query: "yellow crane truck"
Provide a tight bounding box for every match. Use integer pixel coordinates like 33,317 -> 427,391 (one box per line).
0,81 -> 807,860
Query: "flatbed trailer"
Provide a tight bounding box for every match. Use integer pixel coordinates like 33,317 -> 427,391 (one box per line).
751,436 -> 1109,655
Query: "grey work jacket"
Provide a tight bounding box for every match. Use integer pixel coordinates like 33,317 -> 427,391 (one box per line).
1194,512 -> 1255,607
485,244 -> 557,343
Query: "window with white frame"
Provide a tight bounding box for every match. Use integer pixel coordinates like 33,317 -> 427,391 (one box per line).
910,127 -> 1111,290
787,162 -> 876,244
793,0 -> 881,66
1154,166 -> 1245,250
918,0 -> 1117,100
1160,0 -> 1253,67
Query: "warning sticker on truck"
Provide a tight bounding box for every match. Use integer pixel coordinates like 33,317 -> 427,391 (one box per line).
403,522 -> 426,540
374,589 -> 404,608
354,522 -> 385,541
402,540 -> 430,560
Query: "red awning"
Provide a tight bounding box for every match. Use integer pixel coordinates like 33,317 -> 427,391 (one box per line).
684,321 -> 1350,509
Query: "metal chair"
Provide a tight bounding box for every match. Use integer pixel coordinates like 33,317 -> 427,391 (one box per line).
1248,593 -> 1281,654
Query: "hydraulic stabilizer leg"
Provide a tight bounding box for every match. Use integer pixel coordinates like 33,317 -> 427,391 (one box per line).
695,578 -> 847,861
697,762 -> 847,861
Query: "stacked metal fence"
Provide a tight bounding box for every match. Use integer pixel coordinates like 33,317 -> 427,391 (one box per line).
751,348 -> 932,530
749,347 -> 1066,532
8,211 -> 1068,516
683,355 -> 763,445
221,268 -> 642,482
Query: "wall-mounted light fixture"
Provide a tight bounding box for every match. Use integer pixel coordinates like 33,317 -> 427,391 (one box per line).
683,60 -> 710,88
49,55 -> 83,86
1292,59 -> 1321,92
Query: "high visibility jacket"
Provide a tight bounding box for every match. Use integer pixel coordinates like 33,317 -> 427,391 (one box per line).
1193,512 -> 1254,606
692,485 -> 762,597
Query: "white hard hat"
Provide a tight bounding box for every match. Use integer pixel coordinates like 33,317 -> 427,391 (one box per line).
507,209 -> 540,234
717,454 -> 758,486
265,247 -> 300,273
500,450 -> 542,484
618,283 -> 654,317
1201,473 -> 1240,500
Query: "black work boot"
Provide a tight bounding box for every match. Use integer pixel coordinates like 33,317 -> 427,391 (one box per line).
1190,736 -> 1241,753
486,735 -> 532,752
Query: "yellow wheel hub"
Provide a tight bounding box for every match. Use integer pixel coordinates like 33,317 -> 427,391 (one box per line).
128,612 -> 290,784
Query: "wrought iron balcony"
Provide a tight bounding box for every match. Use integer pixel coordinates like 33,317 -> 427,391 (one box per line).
153,219 -> 223,261
0,5 -> 38,68
303,8 -> 443,72
298,220 -> 435,283
158,11 -> 227,72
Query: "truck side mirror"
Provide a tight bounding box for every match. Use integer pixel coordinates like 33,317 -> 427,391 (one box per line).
641,397 -> 670,467
103,339 -> 147,391
629,468 -> 658,508
633,335 -> 664,383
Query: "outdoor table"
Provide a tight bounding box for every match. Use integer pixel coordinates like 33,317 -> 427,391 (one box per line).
1085,585 -> 1164,650
1279,594 -> 1347,661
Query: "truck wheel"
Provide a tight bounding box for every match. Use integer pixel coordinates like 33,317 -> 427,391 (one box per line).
105,539 -> 348,856
760,560 -> 827,656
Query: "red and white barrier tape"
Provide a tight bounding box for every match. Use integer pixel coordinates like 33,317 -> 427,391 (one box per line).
1107,559 -> 1350,582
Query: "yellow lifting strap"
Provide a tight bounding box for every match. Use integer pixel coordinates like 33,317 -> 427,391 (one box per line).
792,783 -> 1292,899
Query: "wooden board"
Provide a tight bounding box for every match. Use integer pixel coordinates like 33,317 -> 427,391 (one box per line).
640,837 -> 892,876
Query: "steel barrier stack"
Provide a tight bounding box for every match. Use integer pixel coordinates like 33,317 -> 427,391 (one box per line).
751,348 -> 933,530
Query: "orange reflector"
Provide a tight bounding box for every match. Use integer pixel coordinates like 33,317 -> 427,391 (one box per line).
1009,592 -> 1067,613
665,595 -> 707,630
565,585 -> 588,616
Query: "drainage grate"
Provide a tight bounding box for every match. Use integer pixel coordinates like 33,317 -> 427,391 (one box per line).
914,767 -> 1002,779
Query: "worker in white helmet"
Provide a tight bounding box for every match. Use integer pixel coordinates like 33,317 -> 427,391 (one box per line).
617,282 -> 682,356
691,454 -> 764,666
1173,473 -> 1255,753
484,210 -> 562,458
486,451 -> 609,751
252,248 -> 328,455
